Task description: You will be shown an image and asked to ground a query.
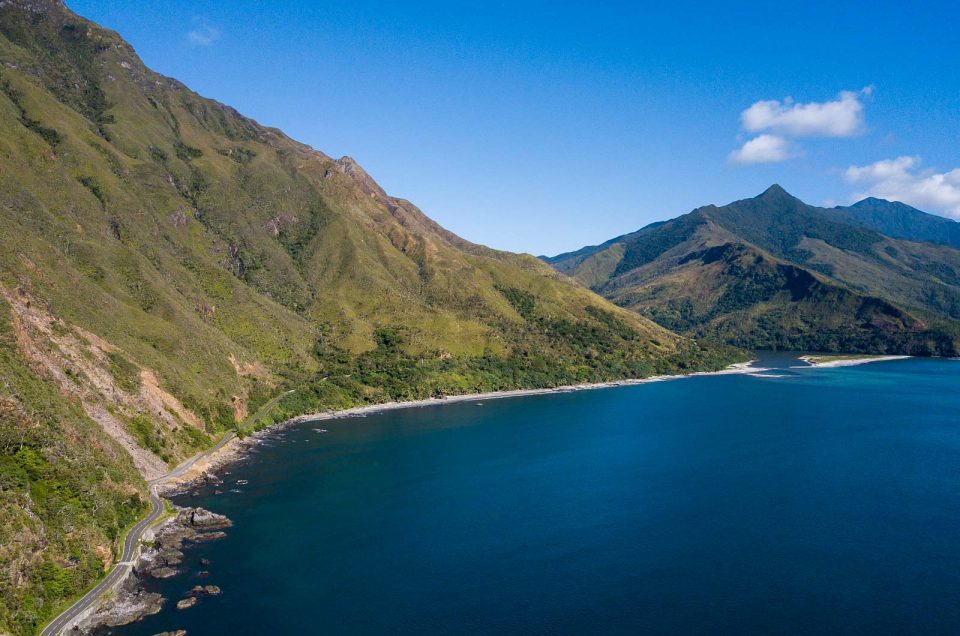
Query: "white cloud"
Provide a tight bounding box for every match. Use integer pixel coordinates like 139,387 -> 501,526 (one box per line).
844,155 -> 917,182
845,156 -> 960,218
741,88 -> 871,138
728,134 -> 792,164
187,19 -> 220,46
729,87 -> 872,165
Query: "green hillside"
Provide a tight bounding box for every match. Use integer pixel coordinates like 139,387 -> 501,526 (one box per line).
546,185 -> 960,356
0,2 -> 743,632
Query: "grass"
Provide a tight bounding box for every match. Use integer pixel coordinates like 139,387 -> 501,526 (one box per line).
148,500 -> 176,529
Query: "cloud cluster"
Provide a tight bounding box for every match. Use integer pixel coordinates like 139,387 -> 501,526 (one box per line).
187,19 -> 220,46
742,89 -> 869,138
728,134 -> 792,164
845,156 -> 960,218
730,88 -> 871,165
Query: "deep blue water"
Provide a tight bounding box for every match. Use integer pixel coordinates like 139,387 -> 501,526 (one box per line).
107,355 -> 960,635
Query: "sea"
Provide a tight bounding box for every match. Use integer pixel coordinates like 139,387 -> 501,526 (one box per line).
102,354 -> 960,635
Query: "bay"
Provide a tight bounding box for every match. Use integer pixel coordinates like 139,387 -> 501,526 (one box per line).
105,355 -> 960,635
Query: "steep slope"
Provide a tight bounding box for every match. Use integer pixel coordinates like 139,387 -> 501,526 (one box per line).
546,186 -> 960,355
0,3 -> 741,632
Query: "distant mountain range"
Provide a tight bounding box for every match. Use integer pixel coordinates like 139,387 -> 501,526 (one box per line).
831,198 -> 960,250
544,185 -> 960,356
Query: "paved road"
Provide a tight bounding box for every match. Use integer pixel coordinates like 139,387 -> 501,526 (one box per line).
40,390 -> 294,635
39,488 -> 163,636
160,389 -> 293,484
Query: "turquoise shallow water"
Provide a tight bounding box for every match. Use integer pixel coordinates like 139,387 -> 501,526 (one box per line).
105,355 -> 960,635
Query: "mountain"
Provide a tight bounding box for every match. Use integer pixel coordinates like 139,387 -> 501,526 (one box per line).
830,198 -> 960,250
545,185 -> 960,355
0,2 -> 741,632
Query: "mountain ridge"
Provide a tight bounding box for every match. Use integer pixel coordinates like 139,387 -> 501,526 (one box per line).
829,197 -> 960,250
544,187 -> 960,356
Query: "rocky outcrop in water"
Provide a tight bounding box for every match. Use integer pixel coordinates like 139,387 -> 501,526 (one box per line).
135,507 -> 231,581
79,507 -> 230,633
176,597 -> 197,610
80,583 -> 164,629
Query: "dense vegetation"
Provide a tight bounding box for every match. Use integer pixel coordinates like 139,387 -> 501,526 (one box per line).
252,298 -> 741,429
546,185 -> 960,356
0,3 -> 745,632
0,298 -> 148,635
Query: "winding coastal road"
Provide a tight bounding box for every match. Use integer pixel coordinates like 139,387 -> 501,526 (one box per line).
40,390 -> 294,636
39,488 -> 164,636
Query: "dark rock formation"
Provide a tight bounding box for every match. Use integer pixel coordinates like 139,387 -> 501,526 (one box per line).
77,507 -> 230,632
77,581 -> 163,630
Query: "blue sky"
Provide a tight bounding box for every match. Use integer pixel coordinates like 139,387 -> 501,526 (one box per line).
70,1 -> 960,255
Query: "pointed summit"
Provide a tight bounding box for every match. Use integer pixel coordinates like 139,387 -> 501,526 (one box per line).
758,184 -> 795,200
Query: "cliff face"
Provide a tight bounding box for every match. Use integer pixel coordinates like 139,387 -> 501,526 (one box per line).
0,3 -> 743,632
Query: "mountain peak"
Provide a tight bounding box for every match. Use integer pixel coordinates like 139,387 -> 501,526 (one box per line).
850,196 -> 915,211
758,184 -> 794,200
3,0 -> 66,13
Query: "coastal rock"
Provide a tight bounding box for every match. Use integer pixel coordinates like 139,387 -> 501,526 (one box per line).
176,597 -> 198,610
156,550 -> 183,566
199,558 -> 211,566
153,631 -> 187,636
149,567 -> 178,579
81,582 -> 164,628
138,508 -> 230,575
182,508 -> 232,530
77,506 -> 233,632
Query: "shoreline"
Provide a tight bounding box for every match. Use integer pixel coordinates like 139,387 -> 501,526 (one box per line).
798,355 -> 911,368
158,360 -> 763,494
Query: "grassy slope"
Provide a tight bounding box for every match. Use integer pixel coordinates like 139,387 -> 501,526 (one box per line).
0,3 -> 743,632
546,186 -> 960,356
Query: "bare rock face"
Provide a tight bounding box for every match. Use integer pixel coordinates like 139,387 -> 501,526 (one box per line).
149,567 -> 178,579
78,581 -> 163,629
176,597 -> 197,610
180,507 -> 232,530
